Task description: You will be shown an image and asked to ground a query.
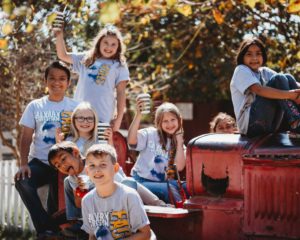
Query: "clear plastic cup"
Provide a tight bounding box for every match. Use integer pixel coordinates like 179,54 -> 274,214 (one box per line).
137,93 -> 151,114
52,11 -> 65,31
97,123 -> 111,144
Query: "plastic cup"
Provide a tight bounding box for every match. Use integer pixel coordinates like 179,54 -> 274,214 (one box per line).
97,123 -> 110,143
52,11 -> 64,31
137,93 -> 151,114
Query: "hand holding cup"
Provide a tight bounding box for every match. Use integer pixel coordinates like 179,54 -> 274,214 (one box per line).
97,123 -> 112,144
52,11 -> 65,34
136,93 -> 151,115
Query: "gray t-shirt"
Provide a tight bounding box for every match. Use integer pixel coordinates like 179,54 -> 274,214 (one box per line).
67,137 -> 127,189
19,96 -> 78,164
230,65 -> 276,134
71,54 -> 130,123
130,127 -> 171,182
81,182 -> 150,239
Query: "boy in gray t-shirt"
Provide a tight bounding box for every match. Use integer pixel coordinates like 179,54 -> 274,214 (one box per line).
82,144 -> 151,240
14,61 -> 78,238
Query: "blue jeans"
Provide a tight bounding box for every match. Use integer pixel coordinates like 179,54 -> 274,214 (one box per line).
15,158 -> 58,233
247,74 -> 300,137
132,171 -> 187,204
64,177 -> 83,220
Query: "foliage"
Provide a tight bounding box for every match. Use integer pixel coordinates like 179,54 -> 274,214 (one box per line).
1,0 -> 300,161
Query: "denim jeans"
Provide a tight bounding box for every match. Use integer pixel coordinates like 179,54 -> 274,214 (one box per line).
15,158 -> 58,233
132,171 -> 187,204
247,74 -> 300,137
64,177 -> 83,220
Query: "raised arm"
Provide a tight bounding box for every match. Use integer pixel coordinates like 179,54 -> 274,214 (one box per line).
127,99 -> 143,146
112,81 -> 128,132
14,126 -> 34,181
54,30 -> 73,64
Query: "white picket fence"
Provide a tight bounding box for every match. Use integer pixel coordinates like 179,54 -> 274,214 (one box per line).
0,160 -> 34,231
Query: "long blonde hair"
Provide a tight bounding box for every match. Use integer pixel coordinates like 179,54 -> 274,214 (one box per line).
70,102 -> 98,155
82,25 -> 126,67
154,102 -> 183,151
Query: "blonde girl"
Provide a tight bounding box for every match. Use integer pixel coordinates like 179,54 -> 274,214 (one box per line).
54,23 -> 129,131
128,102 -> 188,204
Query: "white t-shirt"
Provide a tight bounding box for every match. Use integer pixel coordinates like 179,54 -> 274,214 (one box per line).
130,127 -> 172,181
81,182 -> 149,239
71,54 -> 130,123
19,96 -> 78,164
230,65 -> 276,134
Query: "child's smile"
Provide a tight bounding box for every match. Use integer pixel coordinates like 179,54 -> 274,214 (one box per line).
100,35 -> 119,59
86,155 -> 115,185
51,151 -> 81,176
161,112 -> 179,135
243,44 -> 263,72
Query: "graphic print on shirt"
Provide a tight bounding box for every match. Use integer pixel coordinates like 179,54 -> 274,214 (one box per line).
89,210 -> 131,240
87,63 -> 111,85
35,110 -> 69,145
148,139 -> 169,181
60,111 -> 72,136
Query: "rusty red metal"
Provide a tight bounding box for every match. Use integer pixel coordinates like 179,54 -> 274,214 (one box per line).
55,132 -> 300,239
185,132 -> 300,239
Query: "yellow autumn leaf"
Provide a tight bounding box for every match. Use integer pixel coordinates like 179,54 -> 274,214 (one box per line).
140,15 -> 150,25
245,0 -> 260,8
2,0 -> 13,15
2,22 -> 13,35
47,12 -> 57,25
176,4 -> 192,17
287,0 -> 300,13
166,0 -> 177,7
138,73 -> 143,80
99,2 -> 120,24
132,0 -> 144,7
296,50 -> 300,60
0,39 -> 8,50
212,9 -> 224,24
26,23 -> 34,33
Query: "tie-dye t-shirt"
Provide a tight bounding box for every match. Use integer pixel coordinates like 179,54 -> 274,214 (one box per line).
71,54 -> 130,123
81,182 -> 149,238
130,127 -> 172,182
19,96 -> 78,164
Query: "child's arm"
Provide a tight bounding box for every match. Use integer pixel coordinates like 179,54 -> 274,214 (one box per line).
112,81 -> 128,132
54,30 -> 73,64
55,127 -> 64,143
174,130 -> 186,171
88,234 -> 96,240
249,84 -> 300,104
127,98 -> 143,146
14,126 -> 34,181
124,225 -> 151,240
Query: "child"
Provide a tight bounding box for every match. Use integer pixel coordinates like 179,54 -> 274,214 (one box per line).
209,112 -> 237,133
128,102 -> 187,204
74,144 -> 152,239
14,61 -> 78,238
230,37 -> 300,137
51,102 -> 166,236
53,20 -> 129,132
